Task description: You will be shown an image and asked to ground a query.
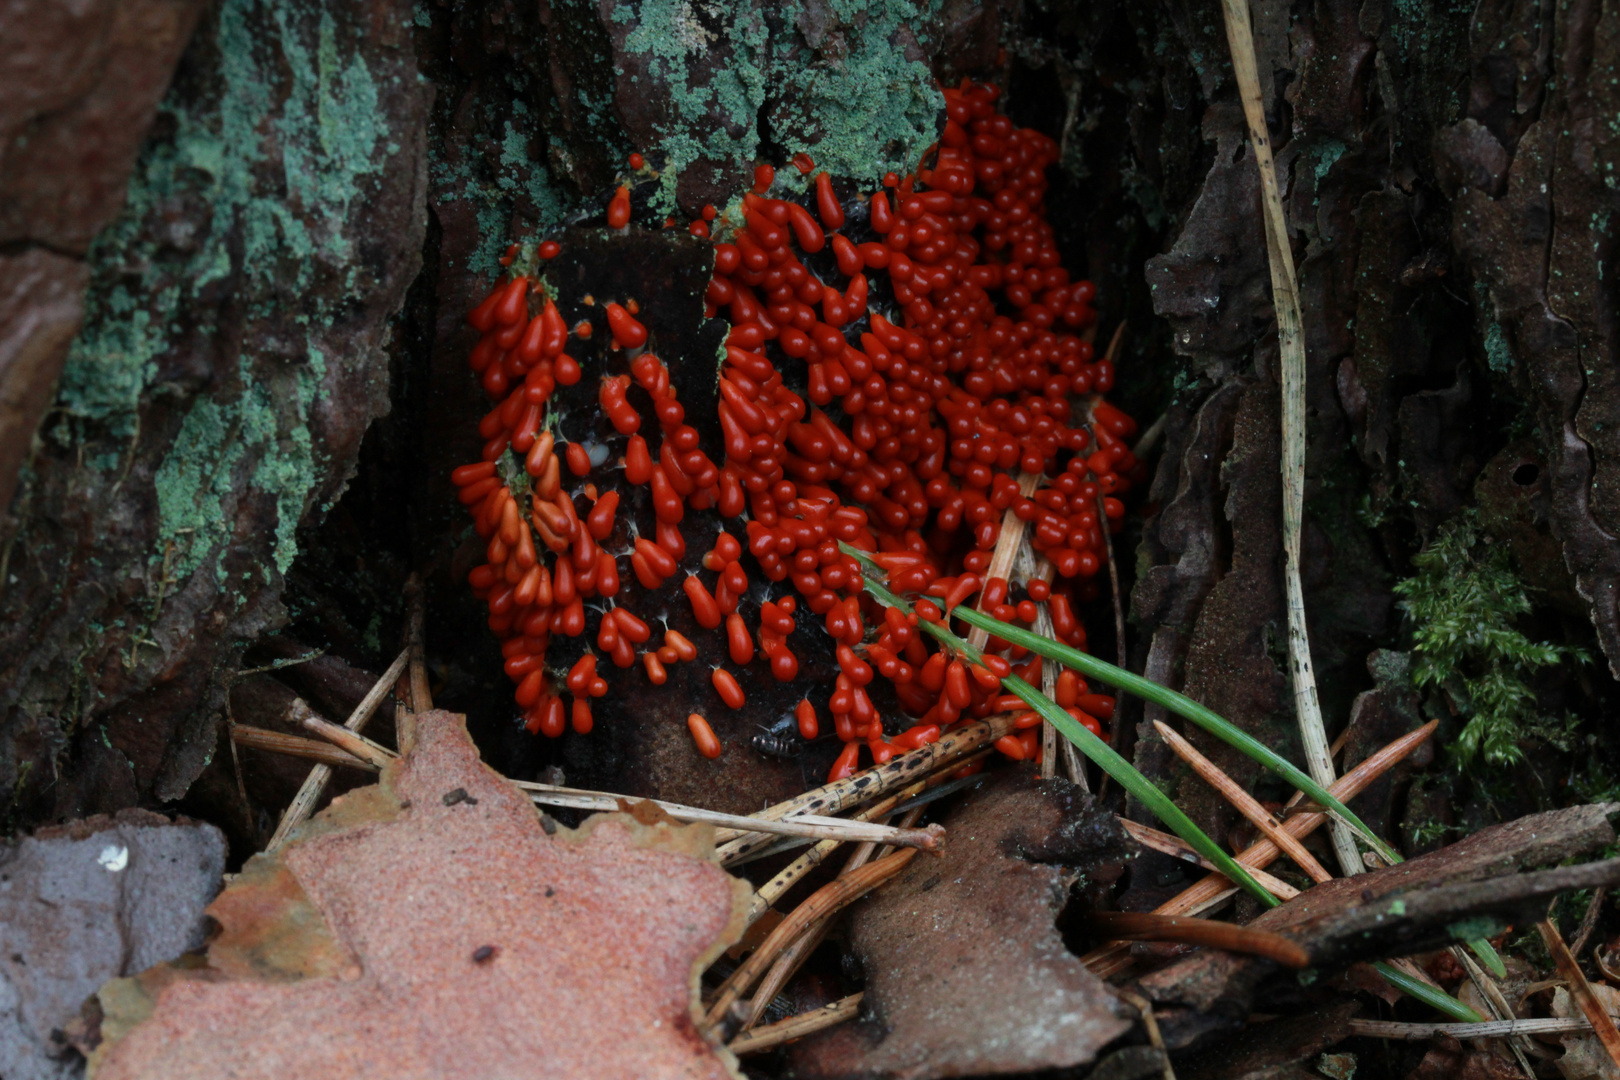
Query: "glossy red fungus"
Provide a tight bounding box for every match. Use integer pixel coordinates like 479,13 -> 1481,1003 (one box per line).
451,80 -> 1131,773
606,185 -> 631,229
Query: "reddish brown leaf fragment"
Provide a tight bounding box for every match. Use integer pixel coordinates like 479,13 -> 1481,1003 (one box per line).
91,711 -> 750,1080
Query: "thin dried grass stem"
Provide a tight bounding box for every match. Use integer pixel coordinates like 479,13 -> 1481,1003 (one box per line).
711,712 -> 1018,860
1217,0 -> 1359,878
703,849 -> 917,1034
1084,720 -> 1437,976
266,650 -> 408,852
400,574 -> 428,747
1117,818 -> 1299,899
728,994 -> 864,1055
742,922 -> 832,1031
1540,917 -> 1620,1070
1153,720 -> 1332,884
1573,887 -> 1609,959
1350,1017 -> 1593,1040
513,783 -> 945,853
1111,986 -> 1176,1080
750,755 -> 980,917
1451,944 -> 1539,1076
294,702 -> 396,770
1036,604 -> 1063,782
1096,322 -> 1129,678
964,471 -> 1043,653
740,806 -> 927,1033
232,725 -> 378,772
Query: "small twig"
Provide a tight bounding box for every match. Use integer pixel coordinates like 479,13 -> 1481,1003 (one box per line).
1117,818 -> 1300,899
1573,887 -> 1608,959
711,712 -> 1018,861
266,650 -> 408,852
1153,720 -> 1333,884
294,703 -> 396,770
235,649 -> 326,677
703,849 -> 917,1035
231,725 -> 379,772
1084,721 -> 1437,976
729,994 -> 864,1055
1111,986 -> 1177,1080
1089,910 -> 1308,968
515,784 -> 946,854
1540,917 -> 1620,1070
1351,1017 -> 1593,1040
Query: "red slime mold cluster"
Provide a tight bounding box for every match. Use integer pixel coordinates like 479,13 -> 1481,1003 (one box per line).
451,80 -> 1142,779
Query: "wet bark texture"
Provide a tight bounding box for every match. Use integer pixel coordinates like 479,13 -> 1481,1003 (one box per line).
0,0 -> 1615,852
0,0 -> 429,828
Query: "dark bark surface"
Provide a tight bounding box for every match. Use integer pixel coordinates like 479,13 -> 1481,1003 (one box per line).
0,0 -> 429,830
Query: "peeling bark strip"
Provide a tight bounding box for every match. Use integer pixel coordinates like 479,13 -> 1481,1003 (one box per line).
0,0 -> 429,828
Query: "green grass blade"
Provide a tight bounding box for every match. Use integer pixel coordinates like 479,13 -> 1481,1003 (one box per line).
840,548 -> 1506,982
845,561 -> 1277,908
1374,962 -> 1484,1022
941,602 -> 1508,974
1001,674 -> 1279,907
945,603 -> 1401,864
1469,938 -> 1507,978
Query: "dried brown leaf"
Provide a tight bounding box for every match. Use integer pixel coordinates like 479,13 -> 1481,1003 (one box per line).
88,710 -> 751,1080
792,768 -> 1134,1079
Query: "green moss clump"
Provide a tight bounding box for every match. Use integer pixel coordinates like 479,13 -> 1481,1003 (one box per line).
1394,510 -> 1585,768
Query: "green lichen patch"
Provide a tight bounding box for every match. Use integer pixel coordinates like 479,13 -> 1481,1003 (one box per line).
57,0 -> 405,585
613,0 -> 770,215
605,0 -> 944,214
431,97 -> 578,277
768,0 -> 946,182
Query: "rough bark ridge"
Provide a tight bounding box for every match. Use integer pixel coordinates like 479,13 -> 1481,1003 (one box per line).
0,0 -> 208,514
1004,0 -> 1620,858
0,0 -> 429,828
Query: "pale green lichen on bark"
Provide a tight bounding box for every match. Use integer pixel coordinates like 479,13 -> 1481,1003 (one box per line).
768,0 -> 946,181
608,0 -> 943,212
612,0 -> 770,214
431,96 -> 577,276
57,0 -> 395,583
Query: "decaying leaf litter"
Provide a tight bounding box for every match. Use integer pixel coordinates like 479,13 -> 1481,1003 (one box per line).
71,594 -> 1620,1080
